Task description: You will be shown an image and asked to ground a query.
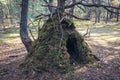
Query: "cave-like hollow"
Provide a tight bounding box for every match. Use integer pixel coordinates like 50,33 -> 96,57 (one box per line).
66,35 -> 81,63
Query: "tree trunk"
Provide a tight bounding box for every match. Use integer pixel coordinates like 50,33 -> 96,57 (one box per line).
48,0 -> 55,13
105,0 -> 110,23
95,9 -> 97,23
69,0 -> 76,19
94,0 -> 101,23
31,0 -> 35,17
110,9 -> 114,19
0,2 -> 5,31
97,8 -> 101,23
105,11 -> 109,23
20,0 -> 32,52
57,0 -> 65,13
116,9 -> 119,22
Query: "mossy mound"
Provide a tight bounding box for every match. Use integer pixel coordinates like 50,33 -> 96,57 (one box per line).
19,15 -> 99,79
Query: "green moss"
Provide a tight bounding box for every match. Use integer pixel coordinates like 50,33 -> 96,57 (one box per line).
38,31 -> 48,40
36,52 -> 45,60
62,39 -> 67,46
59,55 -> 64,61
55,61 -> 71,74
52,34 -> 59,40
20,16 -> 99,79
41,63 -> 49,72
86,56 -> 94,63
35,45 -> 49,60
0,68 -> 9,76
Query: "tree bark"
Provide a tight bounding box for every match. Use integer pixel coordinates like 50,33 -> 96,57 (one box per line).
48,0 -> 55,13
0,2 -> 5,30
69,0 -> 76,19
116,8 -> 119,22
20,0 -> 32,52
97,8 -> 101,23
57,0 -> 65,12
105,0 -> 110,23
105,11 -> 109,23
94,0 -> 101,23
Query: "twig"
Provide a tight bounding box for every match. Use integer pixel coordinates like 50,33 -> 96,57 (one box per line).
65,1 -> 120,10
29,29 -> 35,41
65,12 -> 90,20
42,4 -> 57,8
43,0 -> 48,4
38,19 -> 41,28
28,19 -> 37,41
65,1 -> 120,14
77,5 -> 86,12
29,18 -> 38,31
83,28 -> 91,37
35,14 -> 50,21
104,7 -> 120,14
57,10 -> 64,55
50,13 -> 58,31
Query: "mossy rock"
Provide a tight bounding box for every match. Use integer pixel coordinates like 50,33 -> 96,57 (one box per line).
19,15 -> 99,79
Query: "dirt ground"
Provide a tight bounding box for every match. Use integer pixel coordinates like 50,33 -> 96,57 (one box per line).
0,22 -> 120,80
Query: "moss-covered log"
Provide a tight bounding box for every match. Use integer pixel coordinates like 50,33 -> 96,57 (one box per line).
19,14 -> 99,80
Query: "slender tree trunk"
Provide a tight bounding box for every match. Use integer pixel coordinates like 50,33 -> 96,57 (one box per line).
110,9 -> 114,19
31,0 -> 35,17
116,9 -> 119,22
96,0 -> 101,23
84,1 -> 91,19
69,0 -> 76,19
57,0 -> 65,12
105,0 -> 110,23
6,0 -> 13,25
0,2 -> 5,30
97,8 -> 101,23
95,9 -> 97,23
20,0 -> 32,52
1,10 -> 5,30
92,0 -> 97,23
48,0 -> 55,13
105,11 -> 109,23
9,0 -> 14,25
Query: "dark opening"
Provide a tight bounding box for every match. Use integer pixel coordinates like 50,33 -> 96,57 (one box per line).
66,35 -> 80,63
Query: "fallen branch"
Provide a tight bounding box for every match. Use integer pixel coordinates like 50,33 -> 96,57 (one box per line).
65,12 -> 90,20
83,28 -> 91,37
57,9 -> 64,55
29,29 -> 35,41
65,1 -> 120,10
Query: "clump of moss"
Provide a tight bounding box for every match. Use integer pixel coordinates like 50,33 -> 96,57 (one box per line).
19,15 -> 99,79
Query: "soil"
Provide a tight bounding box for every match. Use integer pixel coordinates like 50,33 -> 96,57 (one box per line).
0,23 -> 120,80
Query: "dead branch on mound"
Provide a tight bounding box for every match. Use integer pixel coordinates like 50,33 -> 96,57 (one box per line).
57,9 -> 64,55
83,28 -> 90,37
65,12 -> 90,20
42,1 -> 120,15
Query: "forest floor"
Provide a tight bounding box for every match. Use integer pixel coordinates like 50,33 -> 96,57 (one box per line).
0,21 -> 120,80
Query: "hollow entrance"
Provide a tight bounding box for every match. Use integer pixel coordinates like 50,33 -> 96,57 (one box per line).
66,35 -> 81,63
